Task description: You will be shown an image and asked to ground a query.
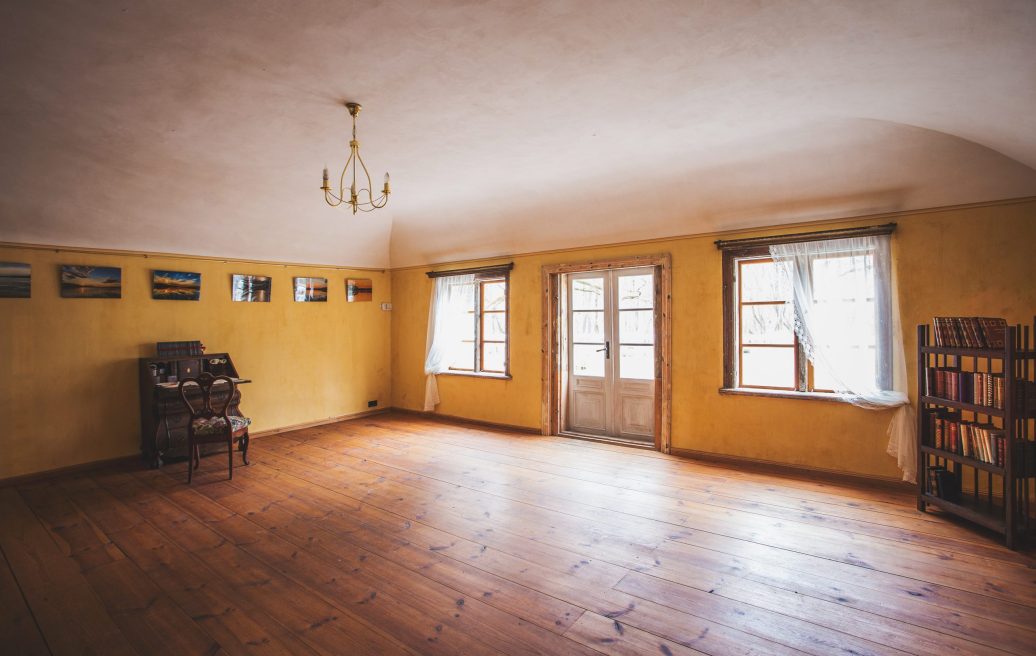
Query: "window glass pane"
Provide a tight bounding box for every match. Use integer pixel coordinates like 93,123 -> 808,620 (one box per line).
619,310 -> 654,344
456,311 -> 475,342
572,343 -> 605,377
618,274 -> 653,309
449,341 -> 475,370
740,304 -> 794,345
571,277 -> 604,310
483,281 -> 506,311
741,347 -> 795,388
740,259 -> 791,302
483,312 -> 507,341
483,342 -> 506,373
619,345 -> 654,379
572,311 -> 604,342
812,254 -> 873,302
813,346 -> 876,391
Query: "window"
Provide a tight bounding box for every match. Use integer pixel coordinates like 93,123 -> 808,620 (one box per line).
448,275 -> 509,375
720,226 -> 894,397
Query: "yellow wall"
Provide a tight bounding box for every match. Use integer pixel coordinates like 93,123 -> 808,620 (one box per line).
391,200 -> 1036,480
0,246 -> 391,479
4,200 -> 1034,482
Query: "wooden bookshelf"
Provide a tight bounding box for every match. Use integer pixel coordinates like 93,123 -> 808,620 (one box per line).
916,319 -> 1036,549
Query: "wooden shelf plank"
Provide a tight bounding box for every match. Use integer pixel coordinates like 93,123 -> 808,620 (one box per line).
920,395 -> 1005,417
919,444 -> 1003,474
920,493 -> 1006,533
921,345 -> 1036,358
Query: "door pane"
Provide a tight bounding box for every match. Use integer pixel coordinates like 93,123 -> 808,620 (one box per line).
620,345 -> 654,379
572,311 -> 604,342
571,277 -> 604,310
740,346 -> 795,388
483,281 -> 506,310
483,312 -> 507,340
572,344 -> 605,377
618,274 -> 653,309
740,259 -> 791,302
740,304 -> 794,345
619,310 -> 654,344
483,342 -> 506,373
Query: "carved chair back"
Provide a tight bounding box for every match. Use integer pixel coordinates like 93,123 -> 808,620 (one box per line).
178,372 -> 236,424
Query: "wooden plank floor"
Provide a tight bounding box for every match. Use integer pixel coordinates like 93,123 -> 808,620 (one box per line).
3,412 -> 1035,656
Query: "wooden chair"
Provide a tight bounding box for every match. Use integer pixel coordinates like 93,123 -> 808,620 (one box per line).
178,372 -> 251,483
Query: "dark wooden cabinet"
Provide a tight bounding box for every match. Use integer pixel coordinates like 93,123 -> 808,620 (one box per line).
138,352 -> 250,467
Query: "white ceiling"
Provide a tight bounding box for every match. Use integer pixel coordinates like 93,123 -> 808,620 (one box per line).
1,1 -> 1034,268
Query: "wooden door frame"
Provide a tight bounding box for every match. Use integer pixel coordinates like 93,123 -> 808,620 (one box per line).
541,253 -> 673,453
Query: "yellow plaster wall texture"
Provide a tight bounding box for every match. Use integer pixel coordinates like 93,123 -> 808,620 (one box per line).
390,200 -> 1036,480
0,247 -> 391,479
3,200 -> 1034,482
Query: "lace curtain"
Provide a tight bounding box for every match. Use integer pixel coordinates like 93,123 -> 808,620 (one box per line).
423,273 -> 476,411
769,235 -> 916,482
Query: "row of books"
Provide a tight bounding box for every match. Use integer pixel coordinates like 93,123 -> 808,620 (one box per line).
925,369 -> 1005,409
926,410 -> 1007,467
926,465 -> 961,502
932,317 -> 1006,349
156,340 -> 205,357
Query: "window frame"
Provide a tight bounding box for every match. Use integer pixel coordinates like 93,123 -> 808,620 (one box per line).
718,224 -> 895,399
446,272 -> 511,378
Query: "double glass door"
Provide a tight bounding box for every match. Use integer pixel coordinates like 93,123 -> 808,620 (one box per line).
565,267 -> 656,442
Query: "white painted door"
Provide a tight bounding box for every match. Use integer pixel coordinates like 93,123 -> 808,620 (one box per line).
565,268 -> 656,442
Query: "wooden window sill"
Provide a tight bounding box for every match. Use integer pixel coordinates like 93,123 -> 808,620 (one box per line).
441,371 -> 512,380
718,387 -> 850,403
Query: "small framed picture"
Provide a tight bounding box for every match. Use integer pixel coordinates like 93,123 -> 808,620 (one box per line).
0,261 -> 31,298
294,277 -> 328,302
61,265 -> 122,298
152,270 -> 201,300
347,278 -> 372,302
232,274 -> 271,302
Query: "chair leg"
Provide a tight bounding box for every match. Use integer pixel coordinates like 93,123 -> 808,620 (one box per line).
240,431 -> 250,466
187,436 -> 194,484
228,437 -> 233,480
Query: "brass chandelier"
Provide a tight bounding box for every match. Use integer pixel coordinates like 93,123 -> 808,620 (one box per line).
321,102 -> 390,213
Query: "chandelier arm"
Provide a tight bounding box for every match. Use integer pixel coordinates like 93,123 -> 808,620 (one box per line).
351,190 -> 389,209
338,149 -> 356,195
355,150 -> 377,203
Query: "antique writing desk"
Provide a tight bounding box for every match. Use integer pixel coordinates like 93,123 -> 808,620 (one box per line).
138,352 -> 251,467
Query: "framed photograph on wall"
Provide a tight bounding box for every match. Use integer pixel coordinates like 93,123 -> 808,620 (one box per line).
346,278 -> 372,302
0,262 -> 31,298
152,270 -> 201,300
294,277 -> 328,302
231,274 -> 271,302
60,265 -> 122,298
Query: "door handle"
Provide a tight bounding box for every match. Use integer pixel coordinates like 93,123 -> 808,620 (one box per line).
595,341 -> 611,359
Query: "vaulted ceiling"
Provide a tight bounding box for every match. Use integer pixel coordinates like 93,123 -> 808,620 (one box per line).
1,1 -> 1034,268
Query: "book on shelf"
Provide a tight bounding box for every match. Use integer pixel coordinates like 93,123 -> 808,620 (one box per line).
931,317 -> 1006,349
924,369 -> 1005,409
156,340 -> 205,357
925,409 -> 1007,467
927,465 -> 961,502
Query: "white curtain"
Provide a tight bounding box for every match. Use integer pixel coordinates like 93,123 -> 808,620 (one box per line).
423,274 -> 476,411
770,235 -> 916,483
